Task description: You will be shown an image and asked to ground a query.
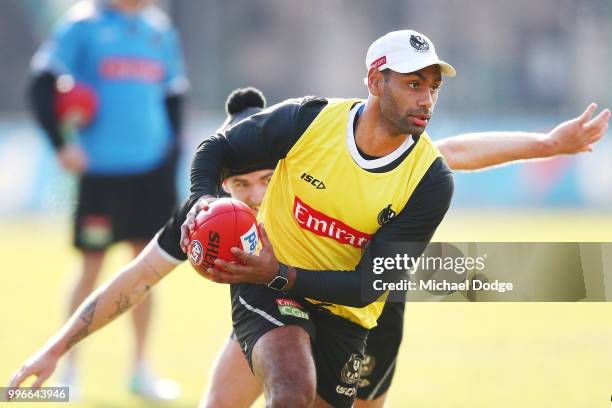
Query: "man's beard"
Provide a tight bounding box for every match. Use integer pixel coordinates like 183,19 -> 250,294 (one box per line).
380,96 -> 431,137
394,120 -> 427,137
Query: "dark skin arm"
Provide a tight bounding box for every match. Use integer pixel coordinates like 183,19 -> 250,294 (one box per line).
208,224 -> 291,286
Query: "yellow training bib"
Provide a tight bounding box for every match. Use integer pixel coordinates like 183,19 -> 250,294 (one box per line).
258,99 -> 441,328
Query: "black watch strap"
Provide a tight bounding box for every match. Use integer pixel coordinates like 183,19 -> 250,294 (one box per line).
267,263 -> 289,291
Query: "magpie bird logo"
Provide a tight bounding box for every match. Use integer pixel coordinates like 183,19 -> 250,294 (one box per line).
340,354 -> 363,385
410,35 -> 430,52
377,204 -> 396,225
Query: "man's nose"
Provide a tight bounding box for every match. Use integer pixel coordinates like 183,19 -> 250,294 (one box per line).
418,89 -> 433,109
249,185 -> 266,205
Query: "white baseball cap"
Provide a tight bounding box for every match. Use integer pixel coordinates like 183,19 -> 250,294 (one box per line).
365,30 -> 456,82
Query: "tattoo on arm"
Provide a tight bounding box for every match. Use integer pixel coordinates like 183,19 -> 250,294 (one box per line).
108,292 -> 131,320
79,301 -> 96,324
65,299 -> 98,351
143,256 -> 163,280
66,326 -> 89,350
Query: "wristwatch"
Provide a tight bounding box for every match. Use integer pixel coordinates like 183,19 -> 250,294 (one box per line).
267,263 -> 289,291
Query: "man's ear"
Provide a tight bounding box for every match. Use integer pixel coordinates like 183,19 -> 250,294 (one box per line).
221,179 -> 230,194
367,68 -> 385,97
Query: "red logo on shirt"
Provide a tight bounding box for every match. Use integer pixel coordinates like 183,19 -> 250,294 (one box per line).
100,57 -> 164,82
293,196 -> 371,249
276,298 -> 304,308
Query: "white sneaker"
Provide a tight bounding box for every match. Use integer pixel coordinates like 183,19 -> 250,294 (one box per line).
129,363 -> 181,402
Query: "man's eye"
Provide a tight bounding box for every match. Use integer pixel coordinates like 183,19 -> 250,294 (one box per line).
407,82 -> 419,89
431,84 -> 441,91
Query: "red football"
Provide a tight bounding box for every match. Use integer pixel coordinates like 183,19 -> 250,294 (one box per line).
55,81 -> 98,128
187,198 -> 259,277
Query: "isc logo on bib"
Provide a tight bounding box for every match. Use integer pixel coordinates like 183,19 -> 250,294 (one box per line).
240,224 -> 258,254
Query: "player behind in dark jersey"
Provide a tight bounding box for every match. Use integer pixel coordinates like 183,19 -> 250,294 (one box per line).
9,87 -> 609,407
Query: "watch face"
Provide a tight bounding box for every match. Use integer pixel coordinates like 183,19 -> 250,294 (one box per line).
269,275 -> 289,291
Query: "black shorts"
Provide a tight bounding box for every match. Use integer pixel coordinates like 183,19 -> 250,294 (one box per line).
74,156 -> 177,250
231,283 -> 369,408
357,302 -> 405,400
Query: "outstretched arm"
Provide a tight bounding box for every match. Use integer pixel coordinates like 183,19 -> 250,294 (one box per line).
437,103 -> 610,171
7,240 -> 177,390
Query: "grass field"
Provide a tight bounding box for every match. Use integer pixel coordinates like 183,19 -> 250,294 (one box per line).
1,209 -> 612,407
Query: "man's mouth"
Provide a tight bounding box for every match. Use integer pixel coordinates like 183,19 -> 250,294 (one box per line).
411,114 -> 430,127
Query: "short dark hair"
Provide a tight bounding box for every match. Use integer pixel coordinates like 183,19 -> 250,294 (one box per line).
223,87 -> 277,177
381,69 -> 392,82
226,87 -> 266,115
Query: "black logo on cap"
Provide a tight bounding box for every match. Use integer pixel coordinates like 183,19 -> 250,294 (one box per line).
410,35 -> 430,52
377,204 -> 396,226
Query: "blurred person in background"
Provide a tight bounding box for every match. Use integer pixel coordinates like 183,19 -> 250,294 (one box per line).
27,0 -> 188,401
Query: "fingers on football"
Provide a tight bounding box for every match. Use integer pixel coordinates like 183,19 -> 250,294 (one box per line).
207,267 -> 237,284
195,197 -> 211,212
180,224 -> 191,252
187,210 -> 197,231
180,210 -> 197,251
214,259 -> 250,275
230,247 -> 252,264
182,198 -> 213,250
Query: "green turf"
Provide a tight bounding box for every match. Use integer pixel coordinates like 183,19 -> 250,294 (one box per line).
1,211 -> 611,407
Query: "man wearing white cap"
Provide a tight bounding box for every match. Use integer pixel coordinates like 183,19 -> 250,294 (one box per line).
365,30 -> 456,80
352,29 -> 456,407
180,28 -> 455,408
178,28 -> 608,408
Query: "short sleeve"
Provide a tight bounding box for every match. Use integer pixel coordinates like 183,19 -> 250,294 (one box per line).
155,200 -> 191,264
31,20 -> 85,75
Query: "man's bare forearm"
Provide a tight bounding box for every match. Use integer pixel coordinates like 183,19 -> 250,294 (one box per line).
436,132 -> 550,171
6,243 -> 178,390
437,105 -> 610,171
44,251 -> 167,357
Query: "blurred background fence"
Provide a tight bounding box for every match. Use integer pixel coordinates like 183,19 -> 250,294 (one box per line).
0,0 -> 611,214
